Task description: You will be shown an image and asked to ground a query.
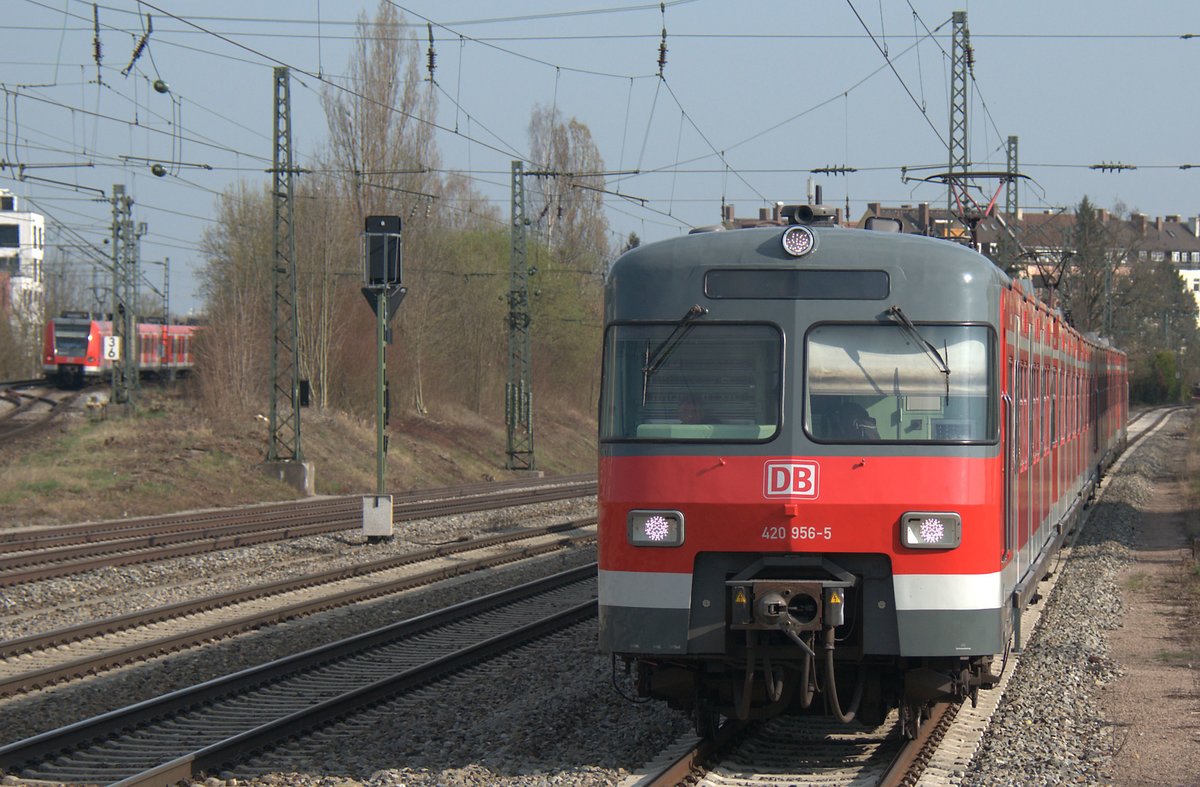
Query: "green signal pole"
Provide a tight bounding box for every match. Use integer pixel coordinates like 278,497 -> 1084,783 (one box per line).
375,285 -> 387,495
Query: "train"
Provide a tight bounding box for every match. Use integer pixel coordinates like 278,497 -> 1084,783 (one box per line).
597,207 -> 1127,737
42,311 -> 199,387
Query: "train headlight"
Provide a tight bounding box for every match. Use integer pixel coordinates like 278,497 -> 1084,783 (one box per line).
627,510 -> 684,547
900,512 -> 961,549
781,225 -> 816,257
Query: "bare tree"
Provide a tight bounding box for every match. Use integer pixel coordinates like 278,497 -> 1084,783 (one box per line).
527,104 -> 610,272
292,171 -> 358,410
525,105 -> 610,412
193,182 -> 273,420
321,0 -> 444,415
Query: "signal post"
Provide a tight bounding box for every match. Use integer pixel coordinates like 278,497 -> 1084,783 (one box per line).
361,216 -> 406,543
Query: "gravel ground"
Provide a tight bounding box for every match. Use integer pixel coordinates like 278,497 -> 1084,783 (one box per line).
2,417 -> 1192,786
961,411 -> 1193,786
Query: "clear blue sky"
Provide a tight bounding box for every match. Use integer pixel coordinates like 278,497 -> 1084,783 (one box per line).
4,1 -> 1198,315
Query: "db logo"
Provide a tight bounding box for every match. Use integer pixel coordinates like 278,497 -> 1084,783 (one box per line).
763,461 -> 819,499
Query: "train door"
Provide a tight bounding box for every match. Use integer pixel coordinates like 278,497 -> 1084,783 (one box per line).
1005,321 -> 1019,574
1020,319 -> 1035,574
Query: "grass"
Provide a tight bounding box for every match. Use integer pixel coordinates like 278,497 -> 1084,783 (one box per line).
1152,648 -> 1199,665
0,385 -> 596,528
1124,572 -> 1152,592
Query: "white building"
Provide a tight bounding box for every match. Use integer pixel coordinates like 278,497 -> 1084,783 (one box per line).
0,189 -> 45,325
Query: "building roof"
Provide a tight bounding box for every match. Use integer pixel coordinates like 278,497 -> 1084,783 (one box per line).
858,202 -> 1200,261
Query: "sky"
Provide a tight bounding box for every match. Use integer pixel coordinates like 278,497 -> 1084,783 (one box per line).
3,1 -> 1198,316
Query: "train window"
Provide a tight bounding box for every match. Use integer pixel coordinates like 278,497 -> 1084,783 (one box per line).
600,323 -> 781,442
805,323 -> 996,444
704,269 -> 889,300
53,322 -> 91,357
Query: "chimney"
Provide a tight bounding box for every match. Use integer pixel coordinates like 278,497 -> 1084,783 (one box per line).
1156,216 -> 1164,232
759,208 -> 771,221
722,204 -> 735,222
918,203 -> 930,233
772,204 -> 782,222
1193,216 -> 1200,237
1132,213 -> 1147,234
1167,214 -> 1182,223
1097,208 -> 1109,223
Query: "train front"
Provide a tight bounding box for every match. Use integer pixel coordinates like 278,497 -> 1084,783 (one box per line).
598,221 -> 1007,731
43,314 -> 105,387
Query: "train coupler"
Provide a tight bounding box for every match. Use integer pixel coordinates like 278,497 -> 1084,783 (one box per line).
729,577 -> 854,635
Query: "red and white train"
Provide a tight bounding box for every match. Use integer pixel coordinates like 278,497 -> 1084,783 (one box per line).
42,312 -> 199,387
598,209 -> 1127,735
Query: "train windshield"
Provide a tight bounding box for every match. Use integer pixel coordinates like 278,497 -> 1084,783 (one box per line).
806,323 -> 996,443
53,324 -> 90,356
600,323 -> 781,442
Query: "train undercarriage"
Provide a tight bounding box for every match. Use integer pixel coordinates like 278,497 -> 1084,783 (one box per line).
618,563 -> 1001,738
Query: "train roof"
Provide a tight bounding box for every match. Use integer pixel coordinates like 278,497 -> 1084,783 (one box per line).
611,224 -> 1011,287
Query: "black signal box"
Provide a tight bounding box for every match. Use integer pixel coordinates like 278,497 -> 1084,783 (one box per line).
365,215 -> 402,286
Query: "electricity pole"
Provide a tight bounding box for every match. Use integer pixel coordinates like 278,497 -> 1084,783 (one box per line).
264,66 -> 313,494
110,184 -> 136,408
999,136 -> 1021,275
947,10 -> 970,232
506,160 -> 535,471
268,65 -> 301,464
162,256 -> 171,380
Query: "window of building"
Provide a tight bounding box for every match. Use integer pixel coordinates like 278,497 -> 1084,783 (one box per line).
0,225 -> 18,248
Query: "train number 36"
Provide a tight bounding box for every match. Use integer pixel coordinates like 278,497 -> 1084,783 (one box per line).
762,525 -> 832,541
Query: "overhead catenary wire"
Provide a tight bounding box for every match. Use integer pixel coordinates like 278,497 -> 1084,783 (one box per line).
7,0 -> 1198,303
846,0 -> 948,151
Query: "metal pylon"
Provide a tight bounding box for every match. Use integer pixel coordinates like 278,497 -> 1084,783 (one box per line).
506,160 -> 534,470
999,135 -> 1022,272
110,184 -> 136,405
947,10 -> 971,224
267,66 -> 302,462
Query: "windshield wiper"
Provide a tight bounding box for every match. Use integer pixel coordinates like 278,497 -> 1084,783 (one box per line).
642,304 -> 707,404
886,305 -> 951,397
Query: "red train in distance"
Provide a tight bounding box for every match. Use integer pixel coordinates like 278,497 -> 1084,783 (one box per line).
598,209 -> 1127,737
42,311 -> 199,387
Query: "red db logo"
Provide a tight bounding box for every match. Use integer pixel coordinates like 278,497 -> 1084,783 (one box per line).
763,461 -> 819,499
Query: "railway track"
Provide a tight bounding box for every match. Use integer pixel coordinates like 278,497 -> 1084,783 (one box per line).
0,386 -> 78,446
0,565 -> 598,785
0,518 -> 595,697
627,406 -> 1181,786
629,704 -> 955,787
0,475 -> 597,586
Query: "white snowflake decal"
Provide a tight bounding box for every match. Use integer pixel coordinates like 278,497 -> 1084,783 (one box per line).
920,517 -> 945,544
644,515 -> 671,541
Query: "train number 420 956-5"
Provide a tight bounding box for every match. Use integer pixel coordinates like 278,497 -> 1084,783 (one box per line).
762,525 -> 832,541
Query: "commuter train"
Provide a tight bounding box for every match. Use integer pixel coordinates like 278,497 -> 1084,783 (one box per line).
598,208 -> 1127,736
42,312 -> 199,387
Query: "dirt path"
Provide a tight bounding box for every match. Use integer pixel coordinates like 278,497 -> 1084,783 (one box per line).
1102,418 -> 1200,786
